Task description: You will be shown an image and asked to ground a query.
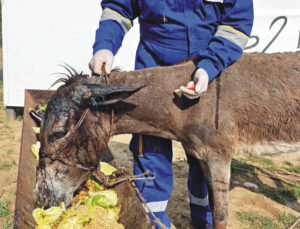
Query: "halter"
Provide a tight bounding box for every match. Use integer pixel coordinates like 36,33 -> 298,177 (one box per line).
46,74 -> 115,171
46,107 -> 115,171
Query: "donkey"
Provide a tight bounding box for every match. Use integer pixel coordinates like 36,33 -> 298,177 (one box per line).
35,52 -> 300,229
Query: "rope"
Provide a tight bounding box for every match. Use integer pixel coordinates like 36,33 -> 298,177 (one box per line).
287,217 -> 300,229
51,108 -> 89,160
133,184 -> 168,229
106,170 -> 156,187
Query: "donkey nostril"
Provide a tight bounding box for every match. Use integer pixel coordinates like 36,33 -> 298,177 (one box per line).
37,196 -> 46,207
43,198 -> 49,208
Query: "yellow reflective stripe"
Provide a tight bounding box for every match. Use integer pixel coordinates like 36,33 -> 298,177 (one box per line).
103,8 -> 132,28
218,25 -> 249,40
139,134 -> 144,157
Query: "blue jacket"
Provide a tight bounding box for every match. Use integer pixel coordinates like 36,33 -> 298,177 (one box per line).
93,0 -> 254,82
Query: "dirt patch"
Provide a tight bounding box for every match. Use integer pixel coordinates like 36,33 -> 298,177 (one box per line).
228,187 -> 300,229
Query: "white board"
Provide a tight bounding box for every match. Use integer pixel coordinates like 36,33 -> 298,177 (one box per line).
2,0 -> 300,107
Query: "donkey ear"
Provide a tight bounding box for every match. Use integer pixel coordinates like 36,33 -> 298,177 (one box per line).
99,85 -> 145,105
74,84 -> 145,107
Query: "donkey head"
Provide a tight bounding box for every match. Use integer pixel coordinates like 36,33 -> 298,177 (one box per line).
35,71 -> 142,207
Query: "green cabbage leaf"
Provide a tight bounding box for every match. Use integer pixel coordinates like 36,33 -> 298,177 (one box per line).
32,202 -> 66,226
85,190 -> 118,209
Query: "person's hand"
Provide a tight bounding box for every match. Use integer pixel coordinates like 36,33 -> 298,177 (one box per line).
89,49 -> 114,74
179,68 -> 209,99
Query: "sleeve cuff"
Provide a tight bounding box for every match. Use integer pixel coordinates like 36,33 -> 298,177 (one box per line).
93,41 -> 114,55
197,59 -> 220,83
92,20 -> 125,55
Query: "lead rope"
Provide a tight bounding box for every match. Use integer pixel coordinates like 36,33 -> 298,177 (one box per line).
105,170 -> 156,187
107,109 -> 114,141
133,184 -> 168,229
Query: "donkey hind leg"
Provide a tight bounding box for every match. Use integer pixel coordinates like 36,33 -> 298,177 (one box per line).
204,155 -> 231,229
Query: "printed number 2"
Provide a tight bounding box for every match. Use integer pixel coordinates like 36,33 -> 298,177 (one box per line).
262,16 -> 287,53
244,16 -> 288,52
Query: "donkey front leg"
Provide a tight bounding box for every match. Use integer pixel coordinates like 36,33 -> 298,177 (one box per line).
206,155 -> 231,229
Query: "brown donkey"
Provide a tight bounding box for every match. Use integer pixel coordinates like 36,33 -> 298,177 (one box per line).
36,52 -> 300,229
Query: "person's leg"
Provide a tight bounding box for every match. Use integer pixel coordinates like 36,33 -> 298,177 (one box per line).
129,134 -> 173,229
131,41 -> 174,228
186,153 -> 213,229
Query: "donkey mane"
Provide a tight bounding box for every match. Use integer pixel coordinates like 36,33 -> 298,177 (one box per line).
51,65 -> 125,89
51,64 -> 88,88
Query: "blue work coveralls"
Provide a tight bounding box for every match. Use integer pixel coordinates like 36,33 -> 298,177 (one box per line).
93,0 -> 253,228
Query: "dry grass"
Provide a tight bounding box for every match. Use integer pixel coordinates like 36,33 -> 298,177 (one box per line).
0,48 -> 22,229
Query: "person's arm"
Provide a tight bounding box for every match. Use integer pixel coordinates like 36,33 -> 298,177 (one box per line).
179,0 -> 253,99
93,0 -> 139,55
196,0 -> 254,83
90,0 -> 139,74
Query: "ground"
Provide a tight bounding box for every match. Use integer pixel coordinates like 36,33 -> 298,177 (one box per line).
109,136 -> 300,229
0,48 -> 299,228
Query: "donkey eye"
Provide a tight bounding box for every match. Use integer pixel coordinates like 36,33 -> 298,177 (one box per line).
48,131 -> 67,142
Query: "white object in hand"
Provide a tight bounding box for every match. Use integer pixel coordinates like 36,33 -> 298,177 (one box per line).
178,68 -> 209,99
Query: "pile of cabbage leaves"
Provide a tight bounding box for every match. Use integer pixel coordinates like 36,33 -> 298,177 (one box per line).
32,163 -> 124,229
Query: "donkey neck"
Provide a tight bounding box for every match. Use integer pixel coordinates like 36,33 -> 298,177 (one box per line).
101,61 -> 217,141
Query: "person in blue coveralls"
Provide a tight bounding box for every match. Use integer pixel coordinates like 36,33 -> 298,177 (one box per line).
89,1 -> 254,228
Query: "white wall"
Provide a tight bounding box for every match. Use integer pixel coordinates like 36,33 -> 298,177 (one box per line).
2,0 -> 139,107
246,0 -> 300,53
2,0 -> 300,107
